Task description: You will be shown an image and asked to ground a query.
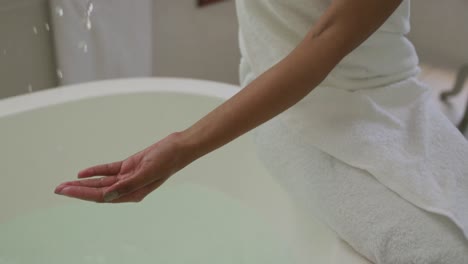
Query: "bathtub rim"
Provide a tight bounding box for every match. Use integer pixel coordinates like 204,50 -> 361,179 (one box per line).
0,77 -> 241,118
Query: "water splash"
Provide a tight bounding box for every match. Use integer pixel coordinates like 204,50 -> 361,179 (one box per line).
27,84 -> 33,93
33,26 -> 38,35
85,1 -> 94,30
78,41 -> 88,53
55,6 -> 64,17
56,69 -> 64,79
45,23 -> 50,31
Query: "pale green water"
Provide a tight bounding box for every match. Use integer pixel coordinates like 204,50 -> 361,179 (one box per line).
0,182 -> 296,264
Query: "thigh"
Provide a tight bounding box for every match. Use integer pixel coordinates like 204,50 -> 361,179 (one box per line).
252,117 -> 468,264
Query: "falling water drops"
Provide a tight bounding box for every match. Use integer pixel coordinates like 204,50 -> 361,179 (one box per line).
56,69 -> 63,79
87,2 -> 94,16
55,6 -> 64,17
86,19 -> 92,30
45,23 -> 50,31
2,49 -> 6,56
85,1 -> 94,30
78,41 -> 88,53
33,26 -> 38,35
27,84 -> 33,93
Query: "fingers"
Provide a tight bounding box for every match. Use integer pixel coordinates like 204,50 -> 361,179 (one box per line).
55,185 -> 108,203
78,161 -> 123,178
55,174 -> 168,203
55,177 -> 118,194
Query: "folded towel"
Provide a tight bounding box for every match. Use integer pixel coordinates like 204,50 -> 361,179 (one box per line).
252,115 -> 468,264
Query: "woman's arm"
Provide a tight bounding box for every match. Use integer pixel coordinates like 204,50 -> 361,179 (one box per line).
177,0 -> 404,162
54,0 -> 404,203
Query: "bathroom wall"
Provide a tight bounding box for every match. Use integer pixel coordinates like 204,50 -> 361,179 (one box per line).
1,0 -> 467,99
408,0 -> 468,69
150,0 -> 468,85
0,0 -> 58,99
152,0 -> 240,85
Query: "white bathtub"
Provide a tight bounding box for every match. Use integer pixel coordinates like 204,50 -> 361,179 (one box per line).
0,78 -> 370,264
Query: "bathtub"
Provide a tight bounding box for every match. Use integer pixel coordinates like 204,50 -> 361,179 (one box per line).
0,78 -> 370,264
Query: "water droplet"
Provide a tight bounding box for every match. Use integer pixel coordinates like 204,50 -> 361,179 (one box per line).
56,69 -> 63,79
55,6 -> 64,17
87,2 -> 94,16
86,18 -> 92,30
78,41 -> 88,53
2,49 -> 6,55
33,26 -> 38,35
45,23 -> 50,31
27,84 -> 33,93
85,1 -> 94,30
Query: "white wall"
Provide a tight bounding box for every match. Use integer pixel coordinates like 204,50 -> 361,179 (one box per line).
408,0 -> 468,69
152,0 -> 241,85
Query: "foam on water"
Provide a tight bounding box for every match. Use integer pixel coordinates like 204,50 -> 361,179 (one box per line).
0,182 -> 296,264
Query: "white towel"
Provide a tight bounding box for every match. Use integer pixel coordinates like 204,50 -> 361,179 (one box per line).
278,77 -> 468,240
49,0 -> 153,85
238,0 -> 468,239
252,115 -> 468,264
237,0 -> 468,262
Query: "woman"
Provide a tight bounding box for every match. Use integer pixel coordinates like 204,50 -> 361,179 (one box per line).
54,0 -> 468,263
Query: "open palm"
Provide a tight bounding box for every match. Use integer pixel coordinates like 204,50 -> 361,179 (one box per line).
54,133 -> 187,203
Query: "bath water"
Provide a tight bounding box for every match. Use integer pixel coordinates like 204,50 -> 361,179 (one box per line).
0,182 -> 295,264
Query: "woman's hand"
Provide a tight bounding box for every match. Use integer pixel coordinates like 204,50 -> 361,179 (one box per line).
54,132 -> 192,203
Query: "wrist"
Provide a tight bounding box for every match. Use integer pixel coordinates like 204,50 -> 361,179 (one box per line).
168,130 -> 202,168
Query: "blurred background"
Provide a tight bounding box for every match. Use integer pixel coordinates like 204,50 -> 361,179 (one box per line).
0,0 -> 467,134
0,0 -> 239,98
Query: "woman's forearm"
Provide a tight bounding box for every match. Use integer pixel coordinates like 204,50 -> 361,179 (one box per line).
176,35 -> 340,161
175,0 -> 403,163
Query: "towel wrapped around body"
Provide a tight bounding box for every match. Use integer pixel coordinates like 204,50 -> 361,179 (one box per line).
237,0 -> 468,262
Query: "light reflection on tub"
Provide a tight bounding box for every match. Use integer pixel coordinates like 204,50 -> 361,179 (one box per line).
0,78 -> 355,264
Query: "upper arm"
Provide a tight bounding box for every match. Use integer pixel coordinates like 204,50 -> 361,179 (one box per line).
303,0 -> 404,69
